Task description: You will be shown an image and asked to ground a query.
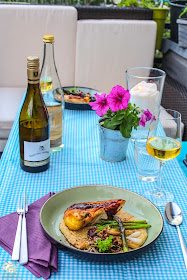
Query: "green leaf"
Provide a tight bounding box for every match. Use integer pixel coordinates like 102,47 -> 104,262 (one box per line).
103,119 -> 117,130
120,122 -> 132,138
109,115 -> 124,126
179,7 -> 187,18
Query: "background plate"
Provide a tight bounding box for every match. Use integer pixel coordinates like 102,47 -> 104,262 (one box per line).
40,185 -> 163,258
63,86 -> 101,110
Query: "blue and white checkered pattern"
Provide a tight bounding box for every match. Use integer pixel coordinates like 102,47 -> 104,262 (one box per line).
0,108 -> 187,280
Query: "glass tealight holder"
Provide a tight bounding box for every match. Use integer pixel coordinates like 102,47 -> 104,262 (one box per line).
126,67 -> 166,140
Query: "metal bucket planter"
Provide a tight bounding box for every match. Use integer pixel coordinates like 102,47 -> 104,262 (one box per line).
177,18 -> 187,47
98,119 -> 129,162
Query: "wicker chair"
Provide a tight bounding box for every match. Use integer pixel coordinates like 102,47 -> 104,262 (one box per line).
162,75 -> 187,140
75,6 -> 153,20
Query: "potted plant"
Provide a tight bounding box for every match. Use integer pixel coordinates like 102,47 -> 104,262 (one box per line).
89,85 -> 153,162
116,0 -> 169,51
169,0 -> 187,43
177,7 -> 187,47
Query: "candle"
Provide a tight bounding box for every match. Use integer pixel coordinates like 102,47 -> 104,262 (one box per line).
130,81 -> 159,114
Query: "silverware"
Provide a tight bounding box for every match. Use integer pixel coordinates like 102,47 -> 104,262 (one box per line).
19,193 -> 28,265
12,195 -> 23,261
165,202 -> 187,269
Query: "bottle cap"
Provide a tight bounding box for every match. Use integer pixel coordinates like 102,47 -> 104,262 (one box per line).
43,35 -> 55,43
27,56 -> 39,70
27,56 -> 40,82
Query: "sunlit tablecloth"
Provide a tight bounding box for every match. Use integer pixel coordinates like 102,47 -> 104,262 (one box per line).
0,108 -> 187,280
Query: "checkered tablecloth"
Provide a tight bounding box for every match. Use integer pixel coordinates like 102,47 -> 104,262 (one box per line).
0,107 -> 187,280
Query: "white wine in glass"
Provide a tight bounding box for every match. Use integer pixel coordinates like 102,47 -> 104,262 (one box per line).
145,109 -> 181,206
147,137 -> 181,161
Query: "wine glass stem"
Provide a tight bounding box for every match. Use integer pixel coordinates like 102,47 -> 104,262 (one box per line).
155,161 -> 164,196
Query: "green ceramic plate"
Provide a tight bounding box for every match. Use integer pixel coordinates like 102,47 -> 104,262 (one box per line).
40,185 -> 163,256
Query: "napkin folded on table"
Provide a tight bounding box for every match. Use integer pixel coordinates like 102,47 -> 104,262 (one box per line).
0,192 -> 58,279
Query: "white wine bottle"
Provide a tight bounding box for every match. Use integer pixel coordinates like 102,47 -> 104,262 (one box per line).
40,35 -> 64,153
19,56 -> 50,173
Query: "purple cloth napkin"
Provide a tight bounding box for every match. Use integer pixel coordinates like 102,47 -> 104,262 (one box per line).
0,192 -> 58,279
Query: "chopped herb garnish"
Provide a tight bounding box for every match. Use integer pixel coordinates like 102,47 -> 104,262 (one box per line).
96,236 -> 113,253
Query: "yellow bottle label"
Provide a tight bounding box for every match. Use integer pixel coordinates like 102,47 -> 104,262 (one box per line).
47,104 -> 62,148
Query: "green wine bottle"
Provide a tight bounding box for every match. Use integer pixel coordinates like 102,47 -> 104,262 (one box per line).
19,56 -> 50,173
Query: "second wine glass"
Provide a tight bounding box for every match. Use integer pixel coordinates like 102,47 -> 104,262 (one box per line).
145,109 -> 181,206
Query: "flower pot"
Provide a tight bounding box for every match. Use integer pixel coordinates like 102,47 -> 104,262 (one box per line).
152,8 -> 169,50
170,0 -> 187,43
177,18 -> 187,47
98,119 -> 129,162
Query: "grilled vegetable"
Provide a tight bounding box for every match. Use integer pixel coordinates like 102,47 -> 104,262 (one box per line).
114,215 -> 129,252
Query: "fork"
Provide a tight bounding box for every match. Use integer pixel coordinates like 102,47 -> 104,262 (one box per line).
12,193 -> 28,264
19,193 -> 28,265
12,194 -> 23,261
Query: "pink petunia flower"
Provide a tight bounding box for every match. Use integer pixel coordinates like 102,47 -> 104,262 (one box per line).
139,113 -> 147,127
89,93 -> 109,117
107,85 -> 130,112
139,109 -> 156,127
143,110 -> 152,121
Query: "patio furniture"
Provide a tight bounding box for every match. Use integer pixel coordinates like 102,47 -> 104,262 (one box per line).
162,75 -> 187,140
75,5 -> 153,20
0,4 -> 157,152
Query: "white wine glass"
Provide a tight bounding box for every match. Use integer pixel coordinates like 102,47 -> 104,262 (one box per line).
145,109 -> 181,206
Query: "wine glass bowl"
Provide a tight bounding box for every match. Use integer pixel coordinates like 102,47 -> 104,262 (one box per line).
145,109 -> 181,206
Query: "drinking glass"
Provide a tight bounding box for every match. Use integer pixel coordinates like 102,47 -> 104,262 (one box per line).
126,67 -> 166,140
134,139 -> 160,182
145,109 -> 181,206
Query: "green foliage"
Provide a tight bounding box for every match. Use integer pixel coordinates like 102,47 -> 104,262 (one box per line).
179,7 -> 187,19
117,0 -> 170,9
102,103 -> 140,138
117,0 -> 139,7
117,0 -> 155,8
96,236 -> 113,253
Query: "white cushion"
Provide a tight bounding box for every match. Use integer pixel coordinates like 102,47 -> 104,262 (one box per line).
160,106 -> 184,138
0,5 -> 77,88
75,20 -> 157,94
0,87 -> 24,152
0,121 -> 13,138
0,139 -> 7,153
0,88 -> 25,121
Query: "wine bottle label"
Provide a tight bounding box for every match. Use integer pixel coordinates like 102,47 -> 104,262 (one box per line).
27,69 -> 40,84
24,139 -> 50,162
23,158 -> 49,167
